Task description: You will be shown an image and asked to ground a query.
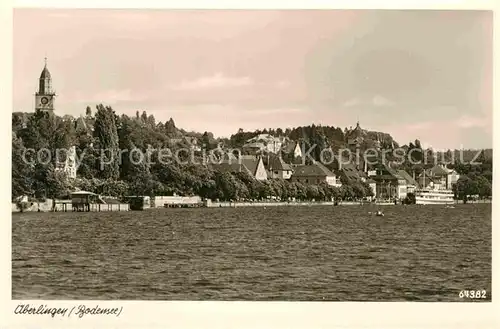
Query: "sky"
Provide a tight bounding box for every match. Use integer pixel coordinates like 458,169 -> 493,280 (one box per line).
13,9 -> 492,149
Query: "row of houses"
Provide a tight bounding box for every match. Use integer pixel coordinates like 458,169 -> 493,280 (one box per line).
211,153 -> 460,201
370,163 -> 460,200
210,153 -> 341,185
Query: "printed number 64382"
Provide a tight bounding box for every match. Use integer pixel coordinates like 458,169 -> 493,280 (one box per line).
459,290 -> 487,299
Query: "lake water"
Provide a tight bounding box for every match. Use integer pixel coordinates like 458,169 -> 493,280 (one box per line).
12,204 -> 492,301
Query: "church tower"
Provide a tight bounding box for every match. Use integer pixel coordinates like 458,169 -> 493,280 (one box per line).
35,57 -> 56,112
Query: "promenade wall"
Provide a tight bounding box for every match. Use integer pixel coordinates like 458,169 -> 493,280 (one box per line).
153,196 -> 202,208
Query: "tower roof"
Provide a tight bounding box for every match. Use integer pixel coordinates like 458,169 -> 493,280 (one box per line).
39,58 -> 51,79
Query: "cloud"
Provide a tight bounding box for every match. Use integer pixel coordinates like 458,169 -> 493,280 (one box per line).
343,98 -> 359,107
342,95 -> 394,108
67,89 -> 148,104
454,115 -> 489,128
170,73 -> 254,91
372,95 -> 394,107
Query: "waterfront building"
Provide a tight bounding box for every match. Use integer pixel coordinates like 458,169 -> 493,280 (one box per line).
55,145 -> 77,179
264,154 -> 294,180
211,154 -> 268,181
396,169 -> 419,194
373,164 -> 408,200
290,162 -> 340,186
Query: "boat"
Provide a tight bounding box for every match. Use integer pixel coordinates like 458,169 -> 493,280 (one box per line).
375,210 -> 384,217
414,168 -> 455,205
415,188 -> 455,205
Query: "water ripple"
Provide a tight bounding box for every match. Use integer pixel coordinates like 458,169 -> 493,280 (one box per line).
12,204 -> 491,301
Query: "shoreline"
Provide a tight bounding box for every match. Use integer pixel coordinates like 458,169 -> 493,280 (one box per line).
11,199 -> 491,213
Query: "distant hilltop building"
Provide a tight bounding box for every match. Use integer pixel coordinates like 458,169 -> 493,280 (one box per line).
243,134 -> 286,154
346,121 -> 366,148
346,121 -> 388,151
35,57 -> 56,112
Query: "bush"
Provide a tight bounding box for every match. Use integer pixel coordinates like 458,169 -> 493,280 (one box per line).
15,201 -> 30,212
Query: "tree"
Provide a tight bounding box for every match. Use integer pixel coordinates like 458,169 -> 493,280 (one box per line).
94,104 -> 120,180
215,172 -> 240,201
293,182 -> 307,201
234,171 -> 261,200
141,111 -> 148,124
476,176 -> 492,199
454,175 -> 479,204
165,118 -> 178,138
31,164 -> 71,200
258,181 -> 274,200
361,181 -> 374,197
306,185 -> 320,200
86,106 -> 92,117
12,133 -> 32,199
147,115 -> 156,128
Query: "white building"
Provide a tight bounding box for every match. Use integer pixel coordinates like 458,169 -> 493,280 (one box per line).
243,134 -> 285,154
55,146 -> 77,179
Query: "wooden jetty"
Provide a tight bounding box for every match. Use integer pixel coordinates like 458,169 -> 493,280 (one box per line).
53,191 -> 130,212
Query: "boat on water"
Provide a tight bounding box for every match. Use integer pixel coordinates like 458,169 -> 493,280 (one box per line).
415,188 -> 455,205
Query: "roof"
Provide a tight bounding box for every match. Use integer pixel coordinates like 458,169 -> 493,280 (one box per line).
282,141 -> 299,153
71,190 -> 96,195
40,65 -> 51,79
396,170 -> 419,187
211,162 -> 253,176
243,142 -> 265,149
214,154 -> 261,176
383,164 -> 404,179
427,165 -> 450,177
266,154 -> 293,171
292,162 -> 335,177
240,156 -> 261,175
247,134 -> 274,142
371,164 -> 405,181
340,163 -> 367,181
75,116 -> 88,131
347,122 -> 366,139
417,175 -> 436,189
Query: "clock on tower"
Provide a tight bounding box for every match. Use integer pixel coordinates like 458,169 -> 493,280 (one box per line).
35,57 -> 56,112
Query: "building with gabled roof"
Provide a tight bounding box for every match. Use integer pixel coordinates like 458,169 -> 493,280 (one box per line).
396,169 -> 419,194
416,164 -> 459,190
291,161 -> 340,186
372,163 -> 408,200
211,154 -> 268,181
264,154 -> 293,180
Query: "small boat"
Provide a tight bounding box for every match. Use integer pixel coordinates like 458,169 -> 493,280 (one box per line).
375,210 -> 384,217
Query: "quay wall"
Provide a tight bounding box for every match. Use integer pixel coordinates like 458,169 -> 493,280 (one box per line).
153,196 -> 202,208
205,200 -> 398,208
12,199 -> 54,213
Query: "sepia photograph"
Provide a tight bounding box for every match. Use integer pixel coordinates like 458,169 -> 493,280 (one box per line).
10,8 -> 492,304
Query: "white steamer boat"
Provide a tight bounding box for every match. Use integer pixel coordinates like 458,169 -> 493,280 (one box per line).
415,188 -> 455,205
